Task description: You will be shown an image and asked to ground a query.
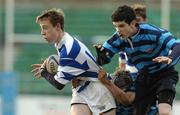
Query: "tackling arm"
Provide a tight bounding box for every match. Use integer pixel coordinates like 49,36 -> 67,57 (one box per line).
153,43 -> 180,64
98,68 -> 135,105
104,81 -> 135,105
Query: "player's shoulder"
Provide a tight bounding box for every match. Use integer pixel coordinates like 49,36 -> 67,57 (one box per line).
105,32 -> 125,47
55,32 -> 74,51
61,39 -> 90,60
139,23 -> 153,29
106,32 -> 119,41
64,33 -> 84,49
139,23 -> 165,32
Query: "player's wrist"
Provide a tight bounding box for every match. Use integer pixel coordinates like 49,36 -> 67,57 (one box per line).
167,56 -> 173,64
40,68 -> 48,77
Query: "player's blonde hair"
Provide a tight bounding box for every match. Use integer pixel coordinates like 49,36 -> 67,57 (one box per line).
36,8 -> 65,30
131,4 -> 147,20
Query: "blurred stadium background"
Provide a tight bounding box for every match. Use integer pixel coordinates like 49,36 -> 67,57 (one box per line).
0,0 -> 180,115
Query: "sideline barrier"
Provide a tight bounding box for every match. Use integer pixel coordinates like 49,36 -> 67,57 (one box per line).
0,72 -> 18,115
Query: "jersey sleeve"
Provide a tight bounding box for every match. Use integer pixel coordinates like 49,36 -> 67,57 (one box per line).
158,31 -> 180,49
103,32 -> 124,60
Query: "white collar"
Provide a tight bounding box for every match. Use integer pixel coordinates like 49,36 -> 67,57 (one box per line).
55,32 -> 68,49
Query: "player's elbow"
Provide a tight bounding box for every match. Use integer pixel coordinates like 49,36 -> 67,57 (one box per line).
120,99 -> 132,106
116,97 -> 132,105
54,83 -> 65,90
116,93 -> 134,106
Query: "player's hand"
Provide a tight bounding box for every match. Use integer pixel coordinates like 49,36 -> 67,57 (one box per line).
98,67 -> 111,85
93,44 -> 109,55
93,44 -> 104,51
93,44 -> 109,65
31,59 -> 47,78
71,78 -> 80,88
152,56 -> 172,64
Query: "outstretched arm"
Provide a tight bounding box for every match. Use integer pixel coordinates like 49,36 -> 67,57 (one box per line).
153,43 -> 180,64
98,68 -> 135,105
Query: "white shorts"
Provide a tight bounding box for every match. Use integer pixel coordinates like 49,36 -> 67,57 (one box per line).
71,81 -> 116,114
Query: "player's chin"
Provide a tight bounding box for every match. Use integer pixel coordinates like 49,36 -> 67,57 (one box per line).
43,37 -> 50,42
45,39 -> 53,43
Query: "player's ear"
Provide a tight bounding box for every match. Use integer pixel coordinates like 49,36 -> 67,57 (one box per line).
56,23 -> 61,30
130,20 -> 137,27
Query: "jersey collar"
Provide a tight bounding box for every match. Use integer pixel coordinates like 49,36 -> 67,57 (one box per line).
55,32 -> 68,49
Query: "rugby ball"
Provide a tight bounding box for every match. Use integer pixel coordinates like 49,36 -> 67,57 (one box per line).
46,54 -> 59,74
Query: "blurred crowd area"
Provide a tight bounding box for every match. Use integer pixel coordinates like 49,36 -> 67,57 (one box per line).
0,0 -> 180,98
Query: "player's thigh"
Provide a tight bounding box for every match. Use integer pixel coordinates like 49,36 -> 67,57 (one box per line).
71,104 -> 92,115
158,103 -> 172,115
100,108 -> 116,115
158,90 -> 174,115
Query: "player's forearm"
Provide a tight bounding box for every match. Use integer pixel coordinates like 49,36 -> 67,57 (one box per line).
41,70 -> 65,90
104,81 -> 134,105
169,43 -> 180,60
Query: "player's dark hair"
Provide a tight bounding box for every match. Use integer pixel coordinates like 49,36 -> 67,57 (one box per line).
111,5 -> 136,24
36,8 -> 64,30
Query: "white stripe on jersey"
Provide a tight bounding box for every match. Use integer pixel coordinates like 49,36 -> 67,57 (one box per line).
119,52 -> 138,74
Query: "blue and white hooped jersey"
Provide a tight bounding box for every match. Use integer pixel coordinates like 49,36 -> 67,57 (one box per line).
103,23 -> 180,74
54,32 -> 100,84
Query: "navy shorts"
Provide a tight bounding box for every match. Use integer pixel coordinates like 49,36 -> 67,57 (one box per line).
134,67 -> 179,106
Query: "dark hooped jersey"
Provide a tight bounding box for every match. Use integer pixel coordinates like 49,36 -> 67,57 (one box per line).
115,83 -> 158,115
115,83 -> 135,115
103,23 -> 180,74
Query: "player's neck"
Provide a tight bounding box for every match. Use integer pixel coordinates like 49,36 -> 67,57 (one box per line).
57,31 -> 65,43
131,25 -> 139,38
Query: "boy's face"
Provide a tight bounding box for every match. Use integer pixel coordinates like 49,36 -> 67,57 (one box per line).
39,19 -> 59,43
113,20 -> 136,39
